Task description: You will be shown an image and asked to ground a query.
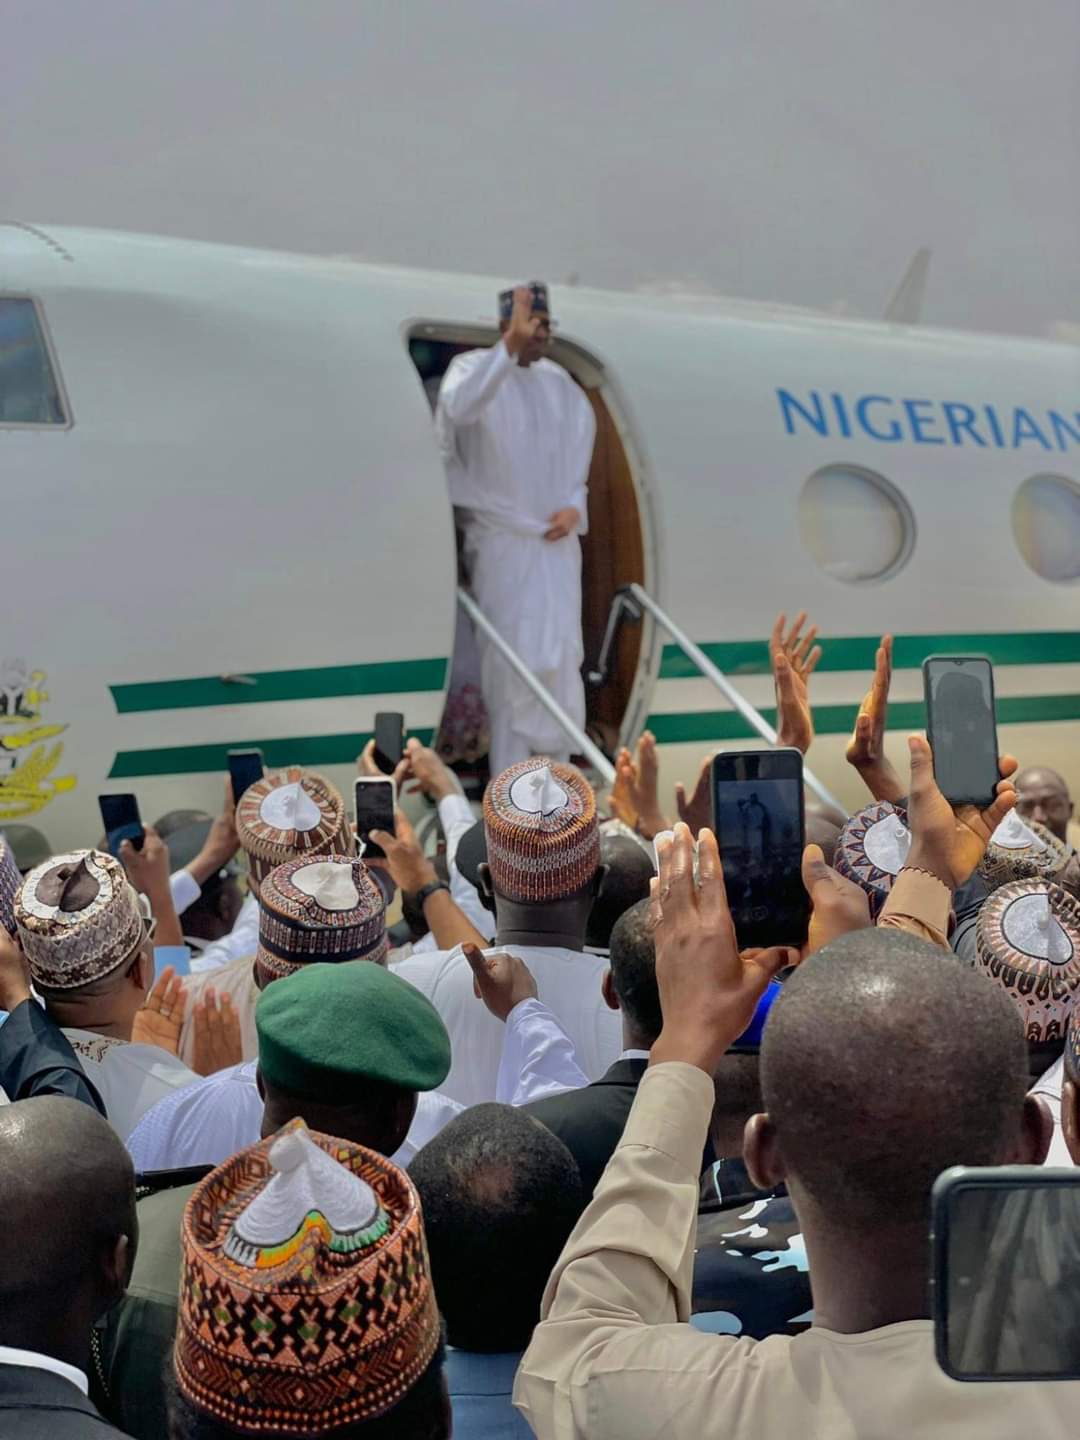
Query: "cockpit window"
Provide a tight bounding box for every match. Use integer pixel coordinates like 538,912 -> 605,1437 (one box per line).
0,297 -> 68,426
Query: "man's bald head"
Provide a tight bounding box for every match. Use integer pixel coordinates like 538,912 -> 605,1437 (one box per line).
1014,766 -> 1074,842
0,1098 -> 136,1327
759,930 -> 1030,1232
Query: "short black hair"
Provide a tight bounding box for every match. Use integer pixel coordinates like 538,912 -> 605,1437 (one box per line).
761,929 -> 1029,1231
585,832 -> 655,950
408,1104 -> 583,1352
608,898 -> 662,1044
165,1340 -> 448,1440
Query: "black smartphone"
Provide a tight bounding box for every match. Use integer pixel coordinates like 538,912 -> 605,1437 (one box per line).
354,777 -> 396,861
373,712 -> 405,775
710,748 -> 808,949
931,1166 -> 1080,1381
227,748 -> 265,805
99,793 -> 144,857
923,656 -> 1000,807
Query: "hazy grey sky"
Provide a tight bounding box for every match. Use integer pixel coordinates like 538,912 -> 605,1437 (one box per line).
8,0 -> 1080,336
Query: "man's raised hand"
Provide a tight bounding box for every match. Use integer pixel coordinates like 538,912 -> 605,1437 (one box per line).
504,285 -> 544,357
771,611 -> 822,755
846,635 -> 905,804
801,844 -> 872,956
464,942 -> 538,1022
609,730 -> 668,839
905,735 -> 1018,890
191,987 -> 242,1077
674,754 -> 714,835
132,966 -> 187,1055
649,825 -> 793,1075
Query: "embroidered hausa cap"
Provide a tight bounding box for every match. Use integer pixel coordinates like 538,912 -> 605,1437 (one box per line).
498,280 -> 550,319
834,802 -> 912,918
483,758 -> 600,904
974,879 -> 1080,1043
236,767 -> 350,885
14,849 -> 145,990
1067,1007 -> 1080,1085
175,1118 -> 440,1434
255,856 -> 388,988
979,811 -> 1073,892
0,834 -> 20,935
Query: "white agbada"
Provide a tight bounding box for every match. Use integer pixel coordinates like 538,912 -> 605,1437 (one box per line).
437,339 -> 596,774
59,1029 -> 199,1141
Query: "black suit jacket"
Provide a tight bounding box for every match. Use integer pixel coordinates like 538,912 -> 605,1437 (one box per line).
0,1000 -> 105,1113
0,1364 -> 124,1437
523,1057 -> 648,1197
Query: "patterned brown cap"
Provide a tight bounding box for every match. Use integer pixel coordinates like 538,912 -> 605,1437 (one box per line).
834,802 -> 911,919
175,1119 -> 440,1433
979,813 -> 1073,892
236,768 -> 350,885
255,856 -> 388,989
483,758 -> 599,904
15,849 -> 145,990
974,879 -> 1080,1043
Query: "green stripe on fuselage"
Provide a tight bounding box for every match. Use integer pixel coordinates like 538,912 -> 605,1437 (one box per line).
108,728 -> 436,778
110,658 -> 448,714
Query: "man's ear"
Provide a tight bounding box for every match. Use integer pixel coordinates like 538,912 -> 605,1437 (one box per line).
1062,1079 -> 1080,1166
1015,1093 -> 1053,1166
477,862 -> 494,900
601,969 -> 619,1012
591,864 -> 609,900
743,1112 -> 784,1192
131,943 -> 154,993
101,1232 -> 134,1307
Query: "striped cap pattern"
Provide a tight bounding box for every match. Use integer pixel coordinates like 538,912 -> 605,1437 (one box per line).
483,758 -> 599,904
834,801 -> 911,919
979,814 -> 1073,893
255,856 -> 388,988
237,768 -> 350,884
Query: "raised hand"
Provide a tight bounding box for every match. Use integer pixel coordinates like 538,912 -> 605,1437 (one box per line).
368,810 -> 438,896
191,987 -> 242,1077
905,735 -> 1018,890
396,736 -> 460,800
464,942 -> 538,1022
609,730 -> 669,839
132,966 -> 187,1055
674,755 -> 714,835
846,635 -> 905,804
771,612 -> 822,755
504,285 -> 545,357
801,843 -> 872,956
649,825 -> 794,1074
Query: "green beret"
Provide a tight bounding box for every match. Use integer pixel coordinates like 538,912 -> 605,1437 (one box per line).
255,962 -> 452,1099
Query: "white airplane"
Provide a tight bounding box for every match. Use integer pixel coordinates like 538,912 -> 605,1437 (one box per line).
3,222 -> 1079,851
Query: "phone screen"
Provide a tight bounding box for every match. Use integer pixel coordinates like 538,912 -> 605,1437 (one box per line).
99,793 -> 144,857
934,1170 -> 1080,1380
373,712 -> 405,775
924,657 -> 999,806
710,750 -> 808,949
227,749 -> 265,805
354,779 -> 396,861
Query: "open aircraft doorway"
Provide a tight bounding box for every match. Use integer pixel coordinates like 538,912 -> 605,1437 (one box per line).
407,322 -> 655,783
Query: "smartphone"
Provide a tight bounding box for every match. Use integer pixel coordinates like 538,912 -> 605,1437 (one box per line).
354,777 -> 396,861
931,1166 -> 1080,1381
373,712 -> 405,775
923,656 -> 999,807
710,749 -> 808,949
227,748 -> 265,805
99,793 -> 144,857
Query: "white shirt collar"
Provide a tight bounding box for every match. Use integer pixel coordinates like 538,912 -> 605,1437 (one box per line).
620,1048 -> 651,1062
0,1344 -> 88,1395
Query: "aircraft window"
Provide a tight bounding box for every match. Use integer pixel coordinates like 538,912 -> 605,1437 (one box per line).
797,464 -> 915,583
1011,473 -> 1080,582
0,297 -> 68,425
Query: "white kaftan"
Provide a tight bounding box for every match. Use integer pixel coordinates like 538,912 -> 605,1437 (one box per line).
436,340 -> 596,774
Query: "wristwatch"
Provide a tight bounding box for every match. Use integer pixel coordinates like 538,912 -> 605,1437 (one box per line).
415,879 -> 451,909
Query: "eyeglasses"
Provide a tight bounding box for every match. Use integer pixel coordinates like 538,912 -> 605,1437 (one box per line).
137,893 -> 158,944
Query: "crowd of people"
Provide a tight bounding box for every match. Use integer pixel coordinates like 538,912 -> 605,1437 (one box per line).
1,614 -> 1080,1438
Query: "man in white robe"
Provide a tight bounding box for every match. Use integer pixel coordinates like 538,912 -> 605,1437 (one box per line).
437,283 -> 596,775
